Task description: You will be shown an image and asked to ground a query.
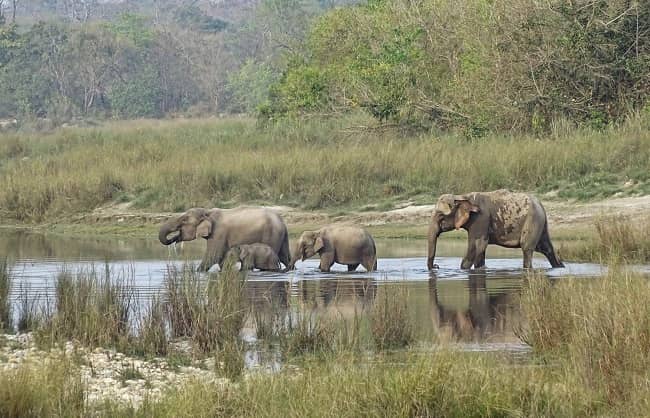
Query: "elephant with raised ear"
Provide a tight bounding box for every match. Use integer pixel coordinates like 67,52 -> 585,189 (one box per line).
159,207 -> 291,272
427,190 -> 564,270
289,225 -> 377,272
227,243 -> 284,272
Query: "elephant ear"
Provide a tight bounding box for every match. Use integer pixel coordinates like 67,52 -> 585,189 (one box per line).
196,218 -> 213,238
454,200 -> 480,229
314,236 -> 325,253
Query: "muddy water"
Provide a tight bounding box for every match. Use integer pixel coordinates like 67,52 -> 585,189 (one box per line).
1,228 -> 609,354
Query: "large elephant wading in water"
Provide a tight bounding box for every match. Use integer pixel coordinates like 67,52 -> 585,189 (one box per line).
159,207 -> 291,271
427,190 -> 564,270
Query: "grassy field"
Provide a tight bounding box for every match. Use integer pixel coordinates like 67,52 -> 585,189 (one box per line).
1,115 -> 649,223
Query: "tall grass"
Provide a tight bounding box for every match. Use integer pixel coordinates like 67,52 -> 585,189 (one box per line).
132,295 -> 168,357
520,268 -> 650,404
37,267 -> 133,349
0,259 -> 12,333
560,218 -> 650,263
98,351 -> 597,418
0,358 -> 85,418
370,282 -> 414,350
163,261 -> 248,353
1,116 -> 649,222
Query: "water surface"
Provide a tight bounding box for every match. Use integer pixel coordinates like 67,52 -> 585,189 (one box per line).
1,228 -> 611,353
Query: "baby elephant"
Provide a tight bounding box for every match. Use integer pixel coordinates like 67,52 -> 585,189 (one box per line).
289,225 -> 377,272
228,243 -> 284,272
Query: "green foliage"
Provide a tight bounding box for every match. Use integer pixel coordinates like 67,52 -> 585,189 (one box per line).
265,60 -> 330,117
227,60 -> 278,113
110,67 -> 163,118
105,13 -> 154,47
264,0 -> 650,132
174,5 -> 227,33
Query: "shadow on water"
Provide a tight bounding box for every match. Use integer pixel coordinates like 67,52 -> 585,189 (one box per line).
1,228 -> 627,364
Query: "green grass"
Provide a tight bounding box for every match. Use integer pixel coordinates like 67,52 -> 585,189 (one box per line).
36,266 -> 133,350
1,115 -> 649,223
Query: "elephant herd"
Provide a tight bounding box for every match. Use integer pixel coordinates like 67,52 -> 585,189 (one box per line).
158,189 -> 564,272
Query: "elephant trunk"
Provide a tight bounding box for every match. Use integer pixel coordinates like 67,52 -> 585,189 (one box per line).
158,219 -> 181,246
427,222 -> 441,270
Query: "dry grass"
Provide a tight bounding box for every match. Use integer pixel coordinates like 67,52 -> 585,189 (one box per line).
560,218 -> 650,263
520,268 -> 650,404
1,116 -> 649,222
0,358 -> 85,418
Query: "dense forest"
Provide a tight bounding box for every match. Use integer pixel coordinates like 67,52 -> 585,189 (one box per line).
1,0 -> 649,134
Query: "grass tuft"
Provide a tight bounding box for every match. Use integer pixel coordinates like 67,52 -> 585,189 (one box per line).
370,282 -> 414,350
0,259 -> 12,333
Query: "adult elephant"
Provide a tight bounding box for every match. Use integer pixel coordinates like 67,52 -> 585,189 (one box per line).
289,225 -> 377,272
159,207 -> 291,272
427,190 -> 564,270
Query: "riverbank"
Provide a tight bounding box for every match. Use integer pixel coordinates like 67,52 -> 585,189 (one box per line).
2,194 -> 648,264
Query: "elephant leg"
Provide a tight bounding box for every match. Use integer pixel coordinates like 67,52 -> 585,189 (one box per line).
522,248 -> 534,269
461,241 -> 476,270
319,252 -> 335,272
347,263 -> 360,272
199,238 -> 225,271
362,255 -> 377,272
472,237 -> 489,269
278,236 -> 291,269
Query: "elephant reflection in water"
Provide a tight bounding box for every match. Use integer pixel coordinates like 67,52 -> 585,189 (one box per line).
299,278 -> 377,314
428,273 -> 519,342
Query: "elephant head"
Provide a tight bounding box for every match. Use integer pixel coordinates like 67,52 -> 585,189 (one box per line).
158,208 -> 214,246
289,230 -> 324,267
427,194 -> 481,269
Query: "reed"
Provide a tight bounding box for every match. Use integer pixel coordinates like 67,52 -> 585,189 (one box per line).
0,259 -> 12,333
369,282 -> 414,350
519,268 -> 650,404
36,266 -> 133,350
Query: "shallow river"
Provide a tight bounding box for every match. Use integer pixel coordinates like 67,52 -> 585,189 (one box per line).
1,228 -> 614,357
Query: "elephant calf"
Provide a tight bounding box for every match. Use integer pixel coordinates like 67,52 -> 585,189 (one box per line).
227,243 -> 284,272
290,225 -> 377,272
